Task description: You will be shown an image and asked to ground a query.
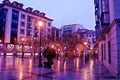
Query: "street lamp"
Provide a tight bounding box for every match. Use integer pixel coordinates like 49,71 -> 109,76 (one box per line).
0,39 -> 2,43
38,20 -> 44,67
21,38 -> 25,58
84,41 -> 88,62
33,38 -> 36,58
51,45 -> 55,48
90,47 -> 93,58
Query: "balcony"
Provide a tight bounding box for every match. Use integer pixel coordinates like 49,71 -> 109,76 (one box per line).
34,34 -> 39,37
100,12 -> 110,33
27,33 -> 32,36
27,26 -> 32,30
34,27 -> 38,31
96,33 -> 106,41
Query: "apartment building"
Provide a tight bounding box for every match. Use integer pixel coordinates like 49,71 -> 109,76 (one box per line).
52,27 -> 61,42
77,29 -> 96,52
0,0 -> 53,54
94,0 -> 120,77
61,24 -> 84,37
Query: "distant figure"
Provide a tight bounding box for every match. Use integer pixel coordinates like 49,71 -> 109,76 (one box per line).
56,53 -> 59,59
65,52 -> 68,58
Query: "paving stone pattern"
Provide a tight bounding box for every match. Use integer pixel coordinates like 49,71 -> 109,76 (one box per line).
0,56 -> 118,80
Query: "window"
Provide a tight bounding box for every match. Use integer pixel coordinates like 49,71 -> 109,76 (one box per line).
108,41 -> 111,64
86,34 -> 88,37
104,44 -> 106,60
34,33 -> 38,37
27,31 -> 31,36
27,23 -> 31,27
47,28 -> 51,33
89,34 -> 91,37
48,22 -> 51,27
20,21 -> 25,27
101,44 -> 104,62
92,38 -> 96,43
20,29 -> 25,35
27,16 -> 32,22
21,14 -> 25,19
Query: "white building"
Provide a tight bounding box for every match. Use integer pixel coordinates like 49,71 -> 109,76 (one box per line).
0,0 -> 53,54
77,29 -> 96,50
61,24 -> 84,36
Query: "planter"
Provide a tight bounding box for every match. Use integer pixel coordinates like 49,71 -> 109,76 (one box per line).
43,47 -> 56,68
43,62 -> 53,68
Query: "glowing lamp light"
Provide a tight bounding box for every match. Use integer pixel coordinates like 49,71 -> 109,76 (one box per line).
90,47 -> 93,50
38,21 -> 43,27
21,38 -> 25,41
84,42 -> 88,46
0,39 -> 2,43
51,45 -> 54,48
58,49 -> 60,51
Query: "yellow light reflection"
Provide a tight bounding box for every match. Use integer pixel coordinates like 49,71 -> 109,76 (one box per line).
19,69 -> 23,80
63,60 -> 66,73
57,60 -> 60,73
76,58 -> 79,72
17,59 -> 23,80
29,59 -> 32,73
90,60 -> 94,69
83,69 -> 88,80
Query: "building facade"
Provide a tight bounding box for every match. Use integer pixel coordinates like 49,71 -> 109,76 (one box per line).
0,0 -> 53,54
61,24 -> 84,37
61,24 -> 96,57
77,29 -> 96,48
77,29 -> 96,56
52,27 -> 61,42
94,0 -> 120,77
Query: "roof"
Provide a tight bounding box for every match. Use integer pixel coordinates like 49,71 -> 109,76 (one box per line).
1,0 -> 53,21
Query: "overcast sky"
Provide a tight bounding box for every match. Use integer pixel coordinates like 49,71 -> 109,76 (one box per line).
1,0 -> 95,30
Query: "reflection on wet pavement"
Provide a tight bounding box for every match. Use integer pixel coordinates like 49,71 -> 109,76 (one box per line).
0,56 -> 117,80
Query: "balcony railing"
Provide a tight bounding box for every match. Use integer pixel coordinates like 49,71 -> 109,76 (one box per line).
27,33 -> 32,36
34,28 -> 38,31
96,33 -> 106,41
34,34 -> 39,37
100,12 -> 110,33
27,26 -> 32,29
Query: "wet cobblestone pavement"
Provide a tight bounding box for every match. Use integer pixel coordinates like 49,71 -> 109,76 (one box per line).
0,56 -> 119,80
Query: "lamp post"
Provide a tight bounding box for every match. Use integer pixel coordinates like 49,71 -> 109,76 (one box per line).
90,47 -> 93,58
38,21 -> 43,67
84,41 -> 88,62
21,38 -> 25,58
33,38 -> 36,58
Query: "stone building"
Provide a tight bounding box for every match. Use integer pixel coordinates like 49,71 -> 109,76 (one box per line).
94,0 -> 120,77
